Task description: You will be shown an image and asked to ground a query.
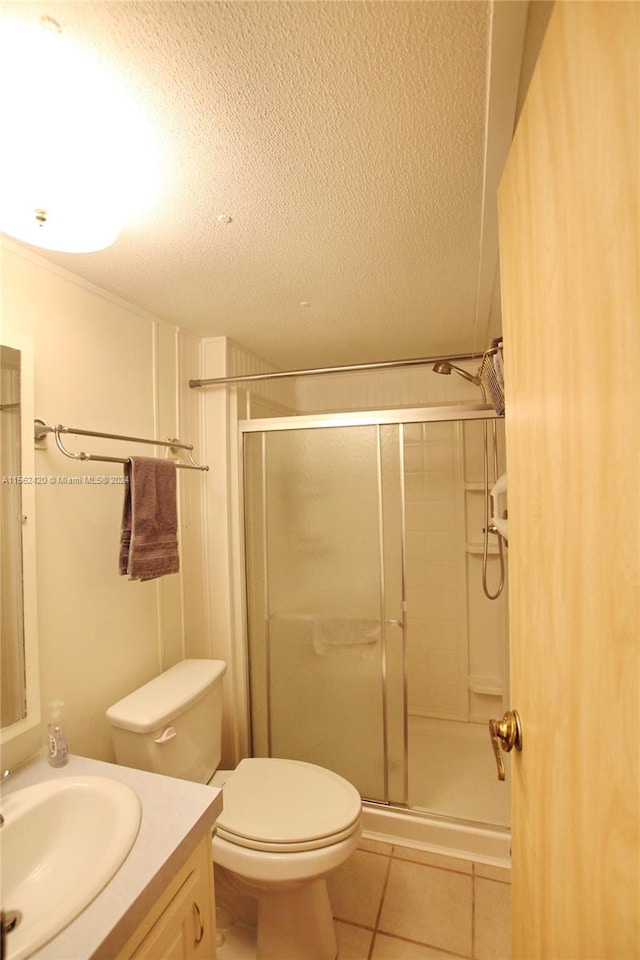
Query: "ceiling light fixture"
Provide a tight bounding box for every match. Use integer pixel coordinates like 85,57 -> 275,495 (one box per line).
0,17 -> 162,253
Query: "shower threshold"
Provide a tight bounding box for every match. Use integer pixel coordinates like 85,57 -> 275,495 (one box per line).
361,802 -> 511,867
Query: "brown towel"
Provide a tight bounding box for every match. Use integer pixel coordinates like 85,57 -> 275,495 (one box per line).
119,457 -> 179,581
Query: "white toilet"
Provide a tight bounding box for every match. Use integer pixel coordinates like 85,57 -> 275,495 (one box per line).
106,659 -> 361,960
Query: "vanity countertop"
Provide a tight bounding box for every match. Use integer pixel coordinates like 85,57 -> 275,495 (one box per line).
3,753 -> 223,960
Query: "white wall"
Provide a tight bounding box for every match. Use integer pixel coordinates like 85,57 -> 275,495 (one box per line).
1,240 -> 204,769
294,357 -> 483,411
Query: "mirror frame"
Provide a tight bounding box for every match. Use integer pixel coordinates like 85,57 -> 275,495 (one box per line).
1,329 -> 41,750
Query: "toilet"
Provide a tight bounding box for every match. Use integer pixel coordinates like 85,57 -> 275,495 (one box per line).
106,659 -> 361,960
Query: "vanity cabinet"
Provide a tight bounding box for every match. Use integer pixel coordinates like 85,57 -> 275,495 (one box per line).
117,835 -> 216,960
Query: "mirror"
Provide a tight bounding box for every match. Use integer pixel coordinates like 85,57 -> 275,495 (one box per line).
1,331 -> 40,745
1,344 -> 26,725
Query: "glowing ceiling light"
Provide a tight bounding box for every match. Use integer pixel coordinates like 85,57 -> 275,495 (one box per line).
0,18 -> 162,253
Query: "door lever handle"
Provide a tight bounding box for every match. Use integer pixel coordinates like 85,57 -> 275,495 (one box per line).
488,709 -> 522,780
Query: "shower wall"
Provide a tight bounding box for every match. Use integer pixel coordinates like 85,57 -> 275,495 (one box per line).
463,421 -> 509,721
404,419 -> 508,728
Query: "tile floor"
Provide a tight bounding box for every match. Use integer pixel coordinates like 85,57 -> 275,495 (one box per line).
215,835 -> 511,960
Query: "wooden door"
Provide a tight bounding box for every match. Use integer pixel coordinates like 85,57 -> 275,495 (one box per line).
498,3 -> 639,957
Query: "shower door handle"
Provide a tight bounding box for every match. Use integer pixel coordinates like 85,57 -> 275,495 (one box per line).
488,710 -> 522,780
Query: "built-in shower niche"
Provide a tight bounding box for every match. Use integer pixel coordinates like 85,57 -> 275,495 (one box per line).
243,409 -> 509,830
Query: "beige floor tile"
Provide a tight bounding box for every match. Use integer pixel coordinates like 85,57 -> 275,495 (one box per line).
372,932 -> 468,958
474,878 -> 512,960
216,922 -> 256,960
336,920 -> 375,959
328,849 -> 391,928
378,860 -> 472,957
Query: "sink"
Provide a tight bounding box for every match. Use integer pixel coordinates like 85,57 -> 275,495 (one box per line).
1,775 -> 141,960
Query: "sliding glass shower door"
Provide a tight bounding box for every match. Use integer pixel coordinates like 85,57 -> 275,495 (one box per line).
242,407 -> 509,825
244,424 -> 406,804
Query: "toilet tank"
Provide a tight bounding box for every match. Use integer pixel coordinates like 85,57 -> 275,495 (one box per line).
106,659 -> 227,784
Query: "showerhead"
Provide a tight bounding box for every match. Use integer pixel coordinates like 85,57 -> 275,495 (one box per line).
432,361 -> 453,375
432,360 -> 481,387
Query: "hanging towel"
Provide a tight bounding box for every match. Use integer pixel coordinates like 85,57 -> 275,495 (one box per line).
312,618 -> 380,656
119,457 -> 179,581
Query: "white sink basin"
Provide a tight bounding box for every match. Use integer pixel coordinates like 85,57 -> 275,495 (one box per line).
1,775 -> 141,960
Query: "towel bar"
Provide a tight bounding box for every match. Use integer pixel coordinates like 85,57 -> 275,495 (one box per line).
34,421 -> 209,471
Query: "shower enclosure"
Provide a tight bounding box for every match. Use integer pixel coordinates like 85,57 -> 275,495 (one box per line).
241,404 -> 509,831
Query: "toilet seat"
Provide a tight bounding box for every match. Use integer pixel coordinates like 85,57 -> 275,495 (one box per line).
216,758 -> 362,853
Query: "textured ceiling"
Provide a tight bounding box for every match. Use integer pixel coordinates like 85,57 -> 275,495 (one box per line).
0,1 -> 545,369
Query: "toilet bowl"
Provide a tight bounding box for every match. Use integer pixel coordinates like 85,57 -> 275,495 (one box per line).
106,660 -> 362,960
213,758 -> 361,959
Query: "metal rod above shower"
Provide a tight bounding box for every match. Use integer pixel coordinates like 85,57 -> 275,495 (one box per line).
188,351 -> 485,388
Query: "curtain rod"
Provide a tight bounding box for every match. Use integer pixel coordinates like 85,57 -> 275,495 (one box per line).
189,351 -> 485,388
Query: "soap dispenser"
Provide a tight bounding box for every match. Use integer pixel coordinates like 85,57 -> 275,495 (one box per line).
47,700 -> 69,767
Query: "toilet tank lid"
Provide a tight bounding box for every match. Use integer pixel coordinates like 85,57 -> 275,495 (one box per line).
106,659 -> 226,733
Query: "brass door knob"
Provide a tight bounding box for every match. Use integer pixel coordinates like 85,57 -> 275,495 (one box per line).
488,709 -> 523,780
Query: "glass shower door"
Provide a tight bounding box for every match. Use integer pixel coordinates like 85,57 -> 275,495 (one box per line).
244,424 -> 406,804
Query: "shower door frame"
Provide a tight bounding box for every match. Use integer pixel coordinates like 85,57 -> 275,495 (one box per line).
237,402 -> 502,811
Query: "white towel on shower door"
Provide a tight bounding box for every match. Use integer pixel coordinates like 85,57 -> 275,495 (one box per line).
312,618 -> 380,656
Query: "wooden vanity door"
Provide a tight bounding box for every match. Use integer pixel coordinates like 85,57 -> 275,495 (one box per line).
120,836 -> 216,960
